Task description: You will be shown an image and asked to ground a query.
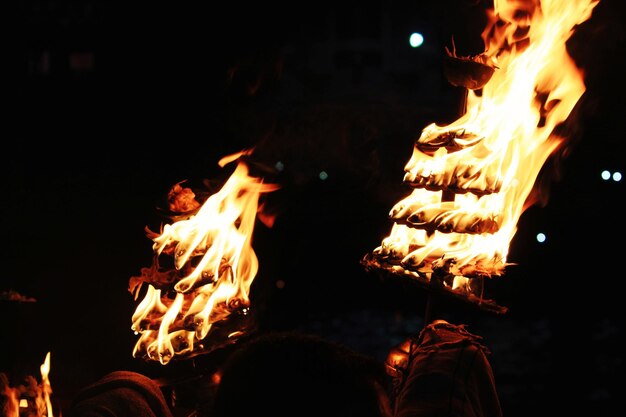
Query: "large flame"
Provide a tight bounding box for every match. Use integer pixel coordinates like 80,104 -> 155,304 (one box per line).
130,151 -> 279,365
369,0 -> 599,299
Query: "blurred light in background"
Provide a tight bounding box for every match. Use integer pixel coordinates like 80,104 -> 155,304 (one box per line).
536,232 -> 546,243
409,32 -> 424,48
612,171 -> 622,182
601,169 -> 622,182
319,171 -> 329,180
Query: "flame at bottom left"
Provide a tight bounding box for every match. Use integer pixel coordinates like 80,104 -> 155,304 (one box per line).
0,352 -> 55,417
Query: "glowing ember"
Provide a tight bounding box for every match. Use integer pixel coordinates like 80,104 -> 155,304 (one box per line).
0,352 -> 55,417
364,0 -> 600,309
129,150 -> 279,365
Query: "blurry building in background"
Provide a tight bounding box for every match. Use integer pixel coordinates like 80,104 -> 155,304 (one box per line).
17,1 -> 465,112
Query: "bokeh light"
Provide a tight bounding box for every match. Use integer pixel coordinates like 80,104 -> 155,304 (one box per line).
409,32 -> 424,48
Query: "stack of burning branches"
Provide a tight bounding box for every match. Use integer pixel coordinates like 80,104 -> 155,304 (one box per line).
129,151 -> 279,365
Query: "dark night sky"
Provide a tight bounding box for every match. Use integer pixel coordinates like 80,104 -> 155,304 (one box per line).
3,1 -> 626,415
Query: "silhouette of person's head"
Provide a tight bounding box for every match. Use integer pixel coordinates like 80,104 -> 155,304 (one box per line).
211,331 -> 392,417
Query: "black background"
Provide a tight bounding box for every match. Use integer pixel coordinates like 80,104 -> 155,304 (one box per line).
3,1 -> 625,416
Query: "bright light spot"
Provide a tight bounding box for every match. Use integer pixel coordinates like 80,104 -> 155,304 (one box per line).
601,170 -> 611,180
536,233 -> 546,243
319,171 -> 329,180
409,32 -> 424,48
613,171 -> 622,182
275,161 -> 285,172
275,279 -> 285,289
20,399 -> 28,408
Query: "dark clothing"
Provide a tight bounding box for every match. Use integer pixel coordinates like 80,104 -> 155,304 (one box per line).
387,320 -> 503,417
66,322 -> 502,417
67,370 -> 173,417
211,331 -> 390,417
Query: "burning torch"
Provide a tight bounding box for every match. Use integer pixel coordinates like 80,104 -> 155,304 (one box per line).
362,0 -> 600,319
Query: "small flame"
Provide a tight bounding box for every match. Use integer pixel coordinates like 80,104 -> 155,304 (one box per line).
369,0 -> 599,299
1,375 -> 20,417
130,152 -> 279,364
39,352 -> 54,417
0,352 -> 55,417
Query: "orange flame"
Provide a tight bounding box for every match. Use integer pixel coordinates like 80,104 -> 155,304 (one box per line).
371,1 -> 599,291
1,374 -> 20,417
0,352 -> 55,417
39,352 -> 54,417
130,151 -> 279,364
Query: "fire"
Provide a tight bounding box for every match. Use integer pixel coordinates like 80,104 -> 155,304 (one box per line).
0,352 -> 55,417
130,151 -> 279,365
365,0 -> 599,305
39,353 -> 53,417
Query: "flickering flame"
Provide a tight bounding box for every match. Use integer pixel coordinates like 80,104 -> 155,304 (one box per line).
130,151 -> 279,364
39,352 -> 53,417
0,352 -> 55,417
371,0 -> 599,296
1,376 -> 20,417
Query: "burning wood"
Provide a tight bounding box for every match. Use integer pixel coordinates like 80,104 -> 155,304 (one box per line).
404,128 -> 502,196
129,150 -> 279,365
364,0 -> 600,312
390,196 -> 500,235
